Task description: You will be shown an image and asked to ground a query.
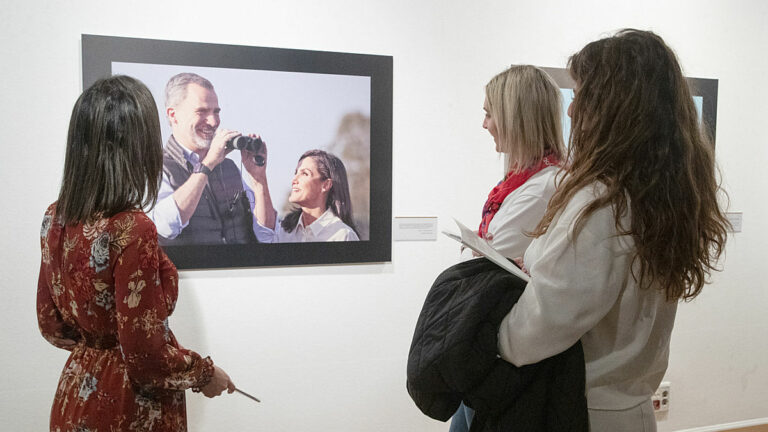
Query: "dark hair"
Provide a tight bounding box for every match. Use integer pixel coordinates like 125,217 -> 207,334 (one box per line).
282,150 -> 358,235
56,75 -> 163,225
533,29 -> 730,301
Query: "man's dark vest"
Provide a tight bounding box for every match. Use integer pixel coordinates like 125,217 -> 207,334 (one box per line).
159,137 -> 257,246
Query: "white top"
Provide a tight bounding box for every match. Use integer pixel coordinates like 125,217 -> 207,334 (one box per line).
256,208 -> 360,243
485,166 -> 560,259
498,182 -> 677,410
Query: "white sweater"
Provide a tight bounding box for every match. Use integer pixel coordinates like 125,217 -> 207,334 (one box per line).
485,166 -> 560,259
498,182 -> 677,410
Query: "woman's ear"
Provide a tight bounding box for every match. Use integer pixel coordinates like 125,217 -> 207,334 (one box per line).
321,178 -> 333,193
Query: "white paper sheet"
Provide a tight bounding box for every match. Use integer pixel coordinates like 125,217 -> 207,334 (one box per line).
442,218 -> 531,282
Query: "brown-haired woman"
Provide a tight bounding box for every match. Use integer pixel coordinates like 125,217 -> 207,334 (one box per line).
497,30 -> 730,431
37,75 -> 235,431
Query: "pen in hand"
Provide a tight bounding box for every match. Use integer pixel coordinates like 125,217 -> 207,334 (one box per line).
234,387 -> 261,403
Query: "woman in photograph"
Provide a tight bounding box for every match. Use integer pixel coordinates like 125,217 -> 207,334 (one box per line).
450,64 -> 565,431
37,75 -> 235,431
249,148 -> 360,242
497,29 -> 730,431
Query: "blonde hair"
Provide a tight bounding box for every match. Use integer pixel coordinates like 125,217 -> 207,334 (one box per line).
485,65 -> 564,172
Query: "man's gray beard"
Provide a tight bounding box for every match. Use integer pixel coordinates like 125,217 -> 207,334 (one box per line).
192,135 -> 212,150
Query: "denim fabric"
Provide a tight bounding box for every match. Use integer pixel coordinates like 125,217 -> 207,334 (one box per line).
448,403 -> 474,432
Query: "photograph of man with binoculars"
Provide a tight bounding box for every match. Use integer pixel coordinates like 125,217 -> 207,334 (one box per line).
148,71 -> 366,249
91,36 -> 382,268
150,72 -> 267,246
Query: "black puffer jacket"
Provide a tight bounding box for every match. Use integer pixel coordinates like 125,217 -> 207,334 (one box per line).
407,258 -> 588,431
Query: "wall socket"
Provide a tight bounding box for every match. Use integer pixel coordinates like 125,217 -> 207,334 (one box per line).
652,382 -> 671,412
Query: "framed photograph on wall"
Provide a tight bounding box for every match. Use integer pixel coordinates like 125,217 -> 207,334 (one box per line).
540,67 -> 718,147
82,35 -> 392,269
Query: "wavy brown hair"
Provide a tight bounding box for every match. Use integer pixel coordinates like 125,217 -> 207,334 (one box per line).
57,75 -> 163,225
532,29 -> 729,301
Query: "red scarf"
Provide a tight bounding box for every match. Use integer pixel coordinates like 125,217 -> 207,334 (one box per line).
478,154 -> 560,238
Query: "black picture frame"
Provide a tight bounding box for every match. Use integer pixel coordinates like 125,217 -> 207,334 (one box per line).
82,34 -> 392,269
541,67 -> 718,146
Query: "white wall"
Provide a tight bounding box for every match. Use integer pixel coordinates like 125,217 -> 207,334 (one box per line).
2,1 -> 766,430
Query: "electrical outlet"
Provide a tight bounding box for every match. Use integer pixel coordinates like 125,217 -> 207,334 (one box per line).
652,382 -> 671,412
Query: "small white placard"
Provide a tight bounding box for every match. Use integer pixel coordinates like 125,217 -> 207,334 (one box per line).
393,217 -> 438,241
726,212 -> 742,233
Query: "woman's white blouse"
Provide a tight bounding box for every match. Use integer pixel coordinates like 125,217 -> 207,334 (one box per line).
486,166 -> 560,259
256,208 -> 359,243
498,183 -> 677,410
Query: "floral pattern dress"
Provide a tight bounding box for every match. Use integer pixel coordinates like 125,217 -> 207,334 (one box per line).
37,203 -> 214,432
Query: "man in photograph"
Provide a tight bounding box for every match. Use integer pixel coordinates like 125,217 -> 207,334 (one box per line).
149,72 -> 266,246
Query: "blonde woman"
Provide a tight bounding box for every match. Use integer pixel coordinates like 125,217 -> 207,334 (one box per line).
451,64 -> 565,431
474,65 -> 564,259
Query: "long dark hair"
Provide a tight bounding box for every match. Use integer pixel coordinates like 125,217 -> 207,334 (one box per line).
533,29 -> 730,301
56,75 -> 163,225
282,150 -> 358,235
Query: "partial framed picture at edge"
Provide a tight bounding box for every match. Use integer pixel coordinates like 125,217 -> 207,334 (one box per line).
540,67 -> 718,148
82,35 -> 392,269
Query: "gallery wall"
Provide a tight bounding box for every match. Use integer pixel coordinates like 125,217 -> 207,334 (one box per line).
1,0 -> 766,431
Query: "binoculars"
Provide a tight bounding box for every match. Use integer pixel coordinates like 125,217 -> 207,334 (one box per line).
226,135 -> 265,166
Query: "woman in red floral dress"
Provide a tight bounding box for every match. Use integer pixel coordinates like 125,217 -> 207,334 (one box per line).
37,75 -> 235,432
